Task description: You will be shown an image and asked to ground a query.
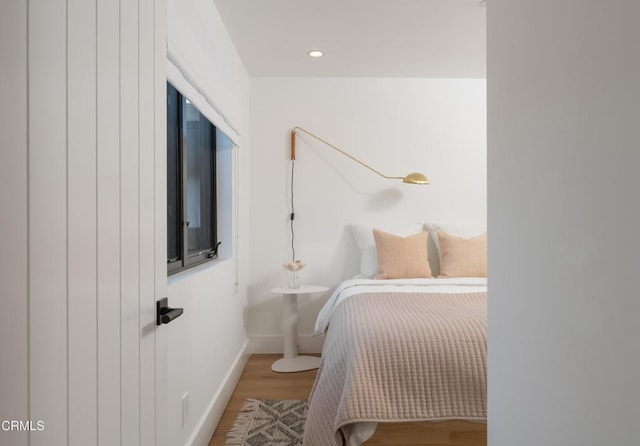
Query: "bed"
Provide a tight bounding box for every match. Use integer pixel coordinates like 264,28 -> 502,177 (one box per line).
303,224 -> 487,446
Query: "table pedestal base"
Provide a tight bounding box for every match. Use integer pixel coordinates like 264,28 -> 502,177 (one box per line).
271,355 -> 320,373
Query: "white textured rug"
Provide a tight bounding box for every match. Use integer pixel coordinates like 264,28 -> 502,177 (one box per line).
225,399 -> 308,446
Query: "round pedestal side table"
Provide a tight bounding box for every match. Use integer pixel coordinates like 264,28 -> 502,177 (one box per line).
269,285 -> 329,373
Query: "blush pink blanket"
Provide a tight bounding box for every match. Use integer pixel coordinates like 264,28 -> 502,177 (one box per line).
303,291 -> 487,446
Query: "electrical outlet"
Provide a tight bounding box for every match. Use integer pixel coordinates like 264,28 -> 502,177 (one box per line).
181,392 -> 189,428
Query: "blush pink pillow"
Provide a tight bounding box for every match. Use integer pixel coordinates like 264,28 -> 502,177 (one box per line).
373,229 -> 432,279
438,231 -> 487,277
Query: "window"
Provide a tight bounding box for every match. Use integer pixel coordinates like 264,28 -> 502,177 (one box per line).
167,82 -> 221,274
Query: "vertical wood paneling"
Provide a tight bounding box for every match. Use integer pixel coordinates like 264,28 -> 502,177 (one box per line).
120,0 -> 141,444
139,0 -> 157,444
154,1 -> 169,445
0,1 -> 29,445
67,0 -> 98,444
28,0 -> 69,444
96,0 -> 122,444
12,0 -> 166,444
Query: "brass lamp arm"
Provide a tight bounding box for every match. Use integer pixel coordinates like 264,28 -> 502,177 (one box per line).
291,126 -> 404,181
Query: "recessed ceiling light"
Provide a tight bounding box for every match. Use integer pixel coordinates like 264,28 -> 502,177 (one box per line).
308,50 -> 324,58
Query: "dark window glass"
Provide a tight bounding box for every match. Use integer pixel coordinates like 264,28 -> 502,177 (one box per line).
167,84 -> 181,264
167,82 -> 218,274
184,99 -> 216,257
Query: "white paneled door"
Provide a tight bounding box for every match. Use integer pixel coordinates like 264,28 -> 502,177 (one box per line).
0,0 -> 168,445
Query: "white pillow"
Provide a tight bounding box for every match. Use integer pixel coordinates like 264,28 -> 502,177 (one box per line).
424,222 -> 486,275
350,223 -> 423,278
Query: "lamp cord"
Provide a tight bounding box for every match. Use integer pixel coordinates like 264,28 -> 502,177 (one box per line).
290,159 -> 296,262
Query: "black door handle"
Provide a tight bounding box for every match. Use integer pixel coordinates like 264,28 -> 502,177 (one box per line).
156,297 -> 184,325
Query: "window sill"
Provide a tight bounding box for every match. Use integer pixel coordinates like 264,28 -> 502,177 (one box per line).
167,256 -> 231,285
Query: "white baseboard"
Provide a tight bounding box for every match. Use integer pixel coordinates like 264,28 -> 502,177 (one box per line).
249,334 -> 325,354
188,338 -> 251,446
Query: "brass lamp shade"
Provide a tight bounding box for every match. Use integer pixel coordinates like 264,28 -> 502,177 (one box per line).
291,126 -> 429,185
403,172 -> 429,185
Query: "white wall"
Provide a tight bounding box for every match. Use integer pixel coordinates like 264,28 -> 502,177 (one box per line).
488,2 -> 640,445
165,1 -> 251,445
0,0 -> 250,445
0,0 -> 166,445
248,77 -> 486,350
1,2 -> 28,443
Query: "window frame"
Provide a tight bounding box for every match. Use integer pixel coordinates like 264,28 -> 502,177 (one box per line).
167,82 -> 219,275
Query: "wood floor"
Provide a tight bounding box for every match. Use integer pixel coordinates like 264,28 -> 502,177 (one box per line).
208,355 -> 318,446
208,354 -> 486,446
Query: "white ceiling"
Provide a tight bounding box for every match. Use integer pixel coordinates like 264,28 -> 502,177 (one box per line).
213,0 -> 486,78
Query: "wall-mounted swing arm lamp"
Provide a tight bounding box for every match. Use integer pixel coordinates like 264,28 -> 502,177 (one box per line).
290,126 -> 429,185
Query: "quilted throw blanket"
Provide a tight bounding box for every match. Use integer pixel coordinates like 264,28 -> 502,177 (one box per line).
303,290 -> 487,446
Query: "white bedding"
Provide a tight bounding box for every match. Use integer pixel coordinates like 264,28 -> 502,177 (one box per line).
314,277 -> 488,335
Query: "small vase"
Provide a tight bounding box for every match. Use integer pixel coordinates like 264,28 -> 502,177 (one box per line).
287,269 -> 299,289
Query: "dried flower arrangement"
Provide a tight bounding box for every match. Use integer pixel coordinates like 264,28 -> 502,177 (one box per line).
283,260 -> 305,271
